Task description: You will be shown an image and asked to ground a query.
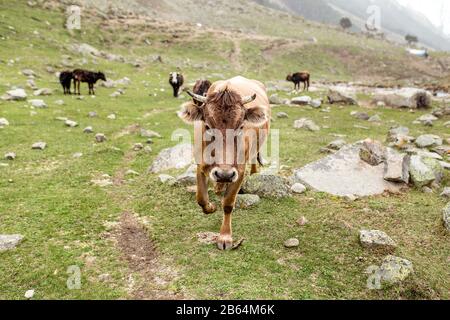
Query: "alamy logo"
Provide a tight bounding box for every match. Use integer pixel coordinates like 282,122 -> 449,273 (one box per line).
66,5 -> 81,30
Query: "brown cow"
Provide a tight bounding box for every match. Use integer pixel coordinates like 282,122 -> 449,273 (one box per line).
286,71 -> 310,91
192,79 -> 212,106
178,76 -> 271,250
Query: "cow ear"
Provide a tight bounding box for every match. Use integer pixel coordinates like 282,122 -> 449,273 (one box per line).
245,106 -> 267,126
178,101 -> 204,124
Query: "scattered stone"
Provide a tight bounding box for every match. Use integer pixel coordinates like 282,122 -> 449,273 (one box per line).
2,88 -> 27,101
422,186 -> 433,193
176,165 -> 196,186
373,255 -> 414,286
409,155 -> 442,187
21,69 -> 35,77
4,152 -> 16,160
65,120 -> 78,128
344,194 -> 358,202
0,118 -> 10,127
73,152 -> 83,158
359,230 -> 396,251
291,183 -> 307,194
309,99 -> 322,108
292,143 -> 404,197
327,139 -> 347,151
440,188 -> 450,199
294,118 -> 320,131
107,114 -> 116,120
148,143 -> 193,173
387,126 -> 410,143
269,94 -> 285,105
327,89 -> 357,105
415,135 -> 443,148
95,133 -> 107,143
143,146 -> 152,154
28,99 -> 47,108
242,174 -> 291,198
284,238 -> 299,248
372,88 -> 431,109
83,126 -> 93,134
236,194 -> 261,209
359,139 -> 386,166
291,96 -> 312,105
55,100 -> 65,106
91,177 -> 113,187
98,274 -> 111,282
415,114 -> 438,125
24,290 -> 35,299
133,143 -> 144,151
443,203 -> 450,232
384,150 -> 409,183
368,114 -> 381,122
159,174 -> 176,185
0,234 -> 24,251
32,142 -> 46,150
125,169 -> 139,176
296,216 -> 308,226
352,111 -> 370,121
88,111 -> 98,118
276,112 -> 289,119
33,88 -> 52,96
140,128 -> 162,138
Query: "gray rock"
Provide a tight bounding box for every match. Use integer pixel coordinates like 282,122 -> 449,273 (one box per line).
440,188 -> 450,199
291,183 -> 307,194
327,89 -> 357,105
292,143 -> 404,197
360,230 -> 396,251
133,143 -> 144,151
107,114 -> 116,120
33,88 -> 52,96
415,114 -> 438,124
269,94 -> 284,105
95,133 -> 107,143
2,88 -> 27,101
409,155 -> 442,187
159,174 -> 177,185
28,99 -> 47,108
422,186 -> 433,194
54,100 -> 65,106
4,152 -> 16,160
276,112 -> 289,119
176,165 -> 197,186
372,88 -> 431,109
32,142 -> 46,150
0,234 -> 24,251
309,99 -> 322,108
149,143 -> 193,173
368,114 -> 381,122
88,111 -> 98,118
236,194 -> 261,209
294,118 -> 320,131
359,139 -> 386,166
21,69 -> 35,77
327,139 -> 347,151
352,111 -> 370,121
141,128 -> 162,138
242,174 -> 291,198
24,289 -> 35,299
73,152 -> 83,158
0,118 -> 9,127
291,96 -> 312,105
384,150 -> 409,183
374,255 -> 413,285
415,135 -> 443,148
284,238 -> 299,248
443,203 -> 450,232
387,126 -> 410,143
65,120 -> 78,128
83,126 -> 93,134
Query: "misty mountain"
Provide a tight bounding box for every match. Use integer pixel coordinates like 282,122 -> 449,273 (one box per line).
253,0 -> 450,51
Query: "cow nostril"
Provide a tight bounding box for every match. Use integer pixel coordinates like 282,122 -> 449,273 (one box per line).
230,171 -> 236,179
214,170 -> 221,179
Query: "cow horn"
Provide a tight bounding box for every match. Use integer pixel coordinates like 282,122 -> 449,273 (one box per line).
242,94 -> 257,105
187,91 -> 207,103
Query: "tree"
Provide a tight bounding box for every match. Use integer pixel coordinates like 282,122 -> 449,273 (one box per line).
340,17 -> 352,30
405,34 -> 419,46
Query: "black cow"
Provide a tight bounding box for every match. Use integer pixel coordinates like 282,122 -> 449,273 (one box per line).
286,71 -> 310,91
59,71 -> 73,95
169,72 -> 184,98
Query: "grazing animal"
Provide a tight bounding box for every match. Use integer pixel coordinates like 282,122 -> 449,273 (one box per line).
59,71 -> 73,95
192,79 -> 212,106
178,76 -> 271,250
169,72 -> 184,98
286,71 -> 310,91
72,69 -> 106,95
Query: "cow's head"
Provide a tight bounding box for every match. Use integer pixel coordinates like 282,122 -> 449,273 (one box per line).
286,74 -> 293,81
170,72 -> 178,84
97,72 -> 106,82
178,88 -> 267,183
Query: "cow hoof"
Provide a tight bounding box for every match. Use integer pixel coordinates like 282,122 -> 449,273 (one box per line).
217,235 -> 233,250
202,202 -> 217,215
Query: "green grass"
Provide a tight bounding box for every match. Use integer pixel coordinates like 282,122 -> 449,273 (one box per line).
0,0 -> 449,300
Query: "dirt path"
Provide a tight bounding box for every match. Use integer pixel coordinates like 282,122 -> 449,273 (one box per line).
107,126 -> 185,300
230,38 -> 243,71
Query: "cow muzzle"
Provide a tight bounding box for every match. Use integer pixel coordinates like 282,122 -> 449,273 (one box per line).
210,167 -> 239,183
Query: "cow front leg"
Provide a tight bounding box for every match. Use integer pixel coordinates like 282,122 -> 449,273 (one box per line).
197,169 -> 217,214
217,173 -> 245,250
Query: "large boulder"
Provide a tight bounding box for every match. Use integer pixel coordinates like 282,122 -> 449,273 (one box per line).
149,143 -> 193,173
327,89 -> 357,105
372,88 -> 431,109
241,174 -> 291,198
409,155 -> 443,187
384,150 -> 410,183
292,143 -> 404,197
359,139 -> 386,166
370,256 -> 414,287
